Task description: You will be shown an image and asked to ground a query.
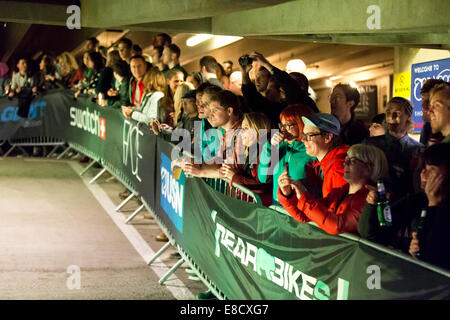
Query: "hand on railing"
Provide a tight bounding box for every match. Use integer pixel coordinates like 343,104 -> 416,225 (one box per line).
220,163 -> 237,181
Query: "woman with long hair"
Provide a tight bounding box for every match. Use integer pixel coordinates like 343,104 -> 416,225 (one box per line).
74,51 -> 105,98
56,51 -> 83,88
220,112 -> 273,206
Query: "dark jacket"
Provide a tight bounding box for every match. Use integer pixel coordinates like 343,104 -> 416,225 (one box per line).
271,67 -> 319,113
413,201 -> 450,270
241,82 -> 287,128
340,117 -> 369,146
358,192 -> 427,252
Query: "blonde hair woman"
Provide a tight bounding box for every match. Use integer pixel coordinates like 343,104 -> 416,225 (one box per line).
122,67 -> 166,124
278,144 -> 388,235
173,82 -> 195,126
56,51 -> 82,88
220,112 -> 273,206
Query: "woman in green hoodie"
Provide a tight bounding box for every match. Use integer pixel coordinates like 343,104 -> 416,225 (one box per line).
258,105 -> 316,205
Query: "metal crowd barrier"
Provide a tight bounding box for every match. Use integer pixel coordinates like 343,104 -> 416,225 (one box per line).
204,177 -> 262,205
269,204 -> 450,278
2,136 -> 66,158
139,177 -> 263,299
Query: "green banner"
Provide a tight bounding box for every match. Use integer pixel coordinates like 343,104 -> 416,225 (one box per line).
1,90 -> 450,299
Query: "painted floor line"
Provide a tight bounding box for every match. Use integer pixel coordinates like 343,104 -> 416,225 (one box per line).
67,160 -> 195,300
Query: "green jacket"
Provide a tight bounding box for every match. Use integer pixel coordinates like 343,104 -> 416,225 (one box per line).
106,77 -> 130,109
258,140 -> 316,205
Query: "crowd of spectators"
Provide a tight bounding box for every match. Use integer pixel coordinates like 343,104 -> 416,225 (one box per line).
2,33 -> 450,278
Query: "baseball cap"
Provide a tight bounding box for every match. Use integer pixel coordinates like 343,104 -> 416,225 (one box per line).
301,113 -> 341,136
182,90 -> 196,100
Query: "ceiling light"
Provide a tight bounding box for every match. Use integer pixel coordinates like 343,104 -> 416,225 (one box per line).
286,59 -> 306,73
211,36 -> 243,48
349,81 -> 358,88
326,79 -> 333,87
186,34 -> 214,47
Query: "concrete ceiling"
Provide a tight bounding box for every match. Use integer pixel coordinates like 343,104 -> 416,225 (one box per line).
0,0 -> 448,71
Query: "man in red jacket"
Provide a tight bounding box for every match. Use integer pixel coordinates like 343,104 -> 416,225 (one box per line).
301,113 -> 349,198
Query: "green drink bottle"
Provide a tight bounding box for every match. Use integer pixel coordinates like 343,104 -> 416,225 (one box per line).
414,209 -> 427,258
376,179 -> 392,227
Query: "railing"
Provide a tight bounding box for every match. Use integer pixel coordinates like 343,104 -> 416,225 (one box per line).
204,177 -> 262,205
2,136 -> 66,158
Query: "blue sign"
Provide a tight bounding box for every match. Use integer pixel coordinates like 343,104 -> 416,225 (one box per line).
411,58 -> 450,133
160,153 -> 185,233
0,101 -> 46,122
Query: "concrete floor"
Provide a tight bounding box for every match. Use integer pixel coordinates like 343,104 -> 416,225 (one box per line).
0,157 -> 206,300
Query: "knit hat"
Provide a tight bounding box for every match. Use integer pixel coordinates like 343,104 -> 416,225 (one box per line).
301,113 -> 341,136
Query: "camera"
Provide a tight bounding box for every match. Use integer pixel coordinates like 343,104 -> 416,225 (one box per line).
238,55 -> 253,67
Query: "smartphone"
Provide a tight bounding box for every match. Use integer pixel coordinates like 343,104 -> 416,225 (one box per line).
284,162 -> 289,175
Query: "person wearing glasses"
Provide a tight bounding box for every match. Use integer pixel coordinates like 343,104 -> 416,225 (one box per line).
258,105 -> 316,205
277,144 -> 388,235
300,113 -> 349,198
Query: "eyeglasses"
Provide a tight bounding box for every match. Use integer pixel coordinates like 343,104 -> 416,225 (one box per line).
344,157 -> 367,166
278,122 -> 297,130
300,132 -> 322,141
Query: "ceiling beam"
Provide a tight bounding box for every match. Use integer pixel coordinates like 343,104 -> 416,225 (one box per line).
80,0 -> 291,28
212,0 -> 450,42
0,1 -> 69,26
123,18 -> 212,34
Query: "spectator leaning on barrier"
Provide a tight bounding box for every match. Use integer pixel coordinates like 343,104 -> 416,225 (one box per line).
278,144 -> 388,235
358,146 -> 429,252
408,143 -> 450,270
122,67 -> 166,124
330,83 -> 369,146
172,82 -> 195,127
36,55 -> 58,92
420,79 -> 447,146
96,50 -> 121,98
428,82 -> 450,143
106,60 -> 131,109
56,51 -> 83,88
9,58 -> 37,98
74,51 -> 104,99
220,112 -> 274,207
184,90 -> 243,179
126,55 -> 148,108
258,105 -> 316,205
150,82 -> 194,136
154,90 -> 200,148
301,113 -> 349,199
195,84 -> 224,162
